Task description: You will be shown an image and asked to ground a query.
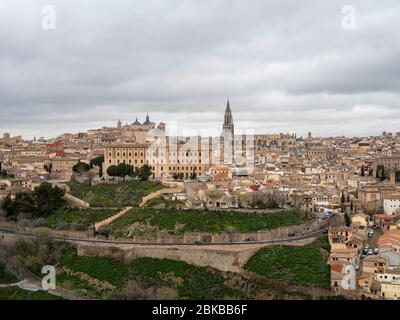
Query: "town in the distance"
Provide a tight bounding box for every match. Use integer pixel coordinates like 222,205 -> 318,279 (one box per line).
1,100 -> 400,300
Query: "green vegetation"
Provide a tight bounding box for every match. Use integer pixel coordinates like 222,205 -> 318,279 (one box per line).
59,249 -> 241,299
56,272 -> 107,299
0,161 -> 14,178
144,197 -> 185,209
396,170 -> 400,183
0,265 -> 17,284
72,160 -> 90,174
245,236 -> 331,288
376,164 -> 386,181
11,238 -> 71,276
238,192 -> 279,209
67,180 -> 161,207
0,287 -> 63,300
106,164 -> 153,181
60,249 -> 128,287
44,208 -> 119,230
107,208 -> 311,236
127,257 -> 241,299
2,239 -> 329,300
90,155 -> 104,177
2,182 -> 65,220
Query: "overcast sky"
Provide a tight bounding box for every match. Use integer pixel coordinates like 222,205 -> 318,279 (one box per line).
0,0 -> 399,139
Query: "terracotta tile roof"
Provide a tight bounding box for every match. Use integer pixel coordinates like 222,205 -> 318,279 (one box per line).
378,231 -> 400,248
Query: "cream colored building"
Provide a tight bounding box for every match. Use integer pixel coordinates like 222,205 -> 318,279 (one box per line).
50,158 -> 79,179
381,280 -> 400,300
103,137 -> 215,179
384,194 -> 400,215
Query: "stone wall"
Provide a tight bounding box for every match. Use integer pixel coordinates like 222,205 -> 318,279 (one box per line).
77,243 -> 266,273
139,187 -> 184,207
63,193 -> 90,208
94,207 -> 132,231
110,220 -> 327,245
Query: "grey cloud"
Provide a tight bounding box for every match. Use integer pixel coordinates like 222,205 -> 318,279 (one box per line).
0,0 -> 399,138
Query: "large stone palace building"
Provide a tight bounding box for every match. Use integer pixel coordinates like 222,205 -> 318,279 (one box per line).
103,100 -> 300,179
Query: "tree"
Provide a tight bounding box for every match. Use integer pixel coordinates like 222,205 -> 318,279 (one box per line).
90,155 -> 104,168
138,164 -> 152,181
361,165 -> 365,177
131,167 -> 141,179
341,192 -> 345,204
1,183 -> 65,219
190,171 -> 197,180
1,195 -> 17,218
107,165 -> 118,178
344,212 -> 351,227
116,163 -> 134,181
33,182 -> 65,217
44,163 -> 52,173
90,155 -> 104,177
72,160 -> 90,174
396,170 -> 400,183
376,165 -> 385,181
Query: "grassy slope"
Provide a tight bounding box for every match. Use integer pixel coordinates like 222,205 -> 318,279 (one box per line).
59,249 -> 241,299
245,236 -> 331,288
0,287 -> 63,300
67,180 -> 161,207
0,265 -> 17,285
108,208 -> 311,236
44,207 -> 119,229
128,257 -> 241,299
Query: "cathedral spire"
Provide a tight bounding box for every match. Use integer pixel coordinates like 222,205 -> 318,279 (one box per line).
143,113 -> 151,125
226,97 -> 231,112
222,100 -> 234,136
222,98 -> 235,164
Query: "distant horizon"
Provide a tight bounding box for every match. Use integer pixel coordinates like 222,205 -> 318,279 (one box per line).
4,113 -> 398,142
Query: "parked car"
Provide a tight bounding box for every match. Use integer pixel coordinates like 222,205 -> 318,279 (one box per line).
368,249 -> 374,255
374,248 -> 379,254
363,248 -> 369,255
194,241 -> 205,246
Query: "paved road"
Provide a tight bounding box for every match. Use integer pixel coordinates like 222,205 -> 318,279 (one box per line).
0,226 -> 328,247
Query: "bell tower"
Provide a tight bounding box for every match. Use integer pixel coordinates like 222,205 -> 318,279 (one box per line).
222,98 -> 235,164
222,98 -> 234,138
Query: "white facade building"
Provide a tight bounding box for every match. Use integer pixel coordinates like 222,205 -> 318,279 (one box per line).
384,195 -> 400,215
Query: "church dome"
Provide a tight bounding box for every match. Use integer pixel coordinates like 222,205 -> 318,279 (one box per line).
143,113 -> 152,125
132,117 -> 141,125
